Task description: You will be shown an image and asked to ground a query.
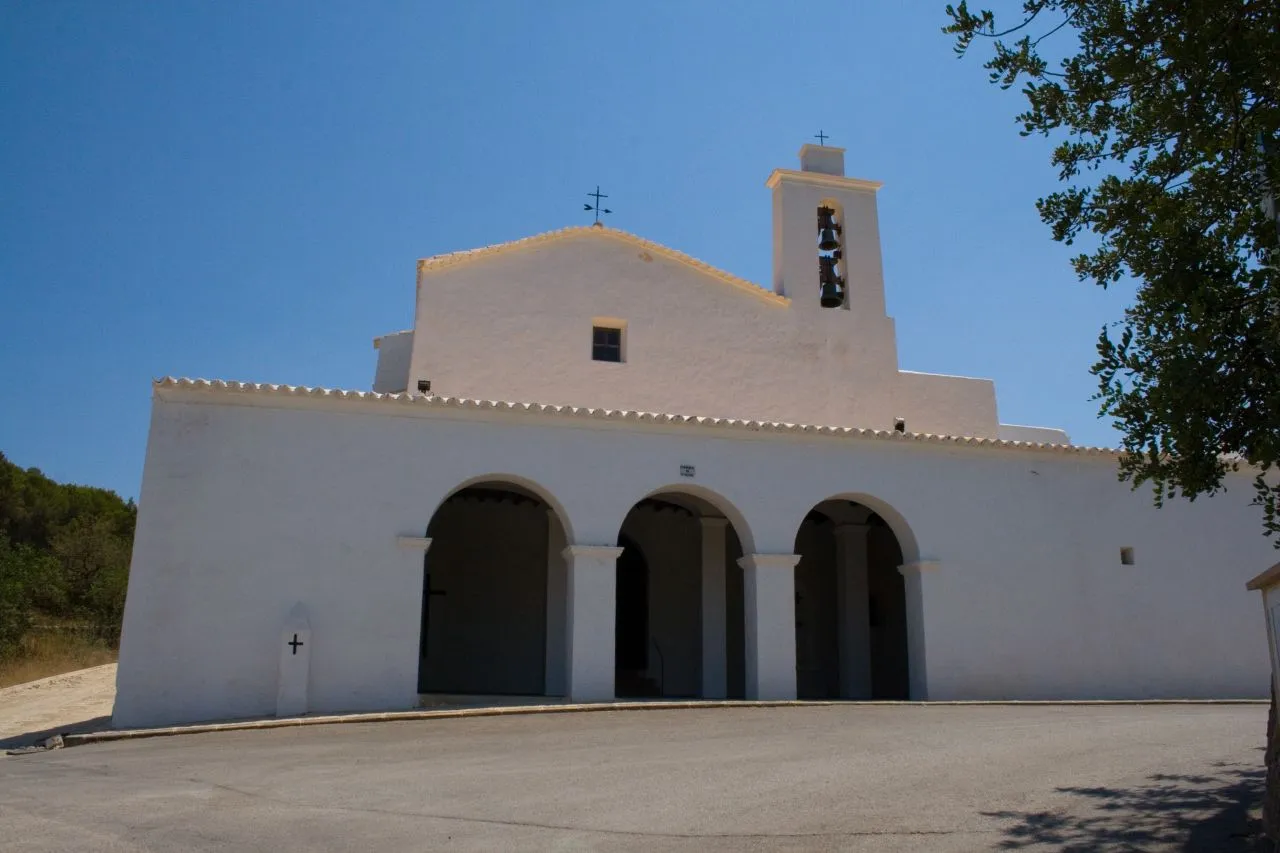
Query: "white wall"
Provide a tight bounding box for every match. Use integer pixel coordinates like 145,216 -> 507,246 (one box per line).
408,231 -> 1003,439
998,423 -> 1072,444
896,371 -> 1000,441
115,386 -> 1275,727
371,330 -> 413,394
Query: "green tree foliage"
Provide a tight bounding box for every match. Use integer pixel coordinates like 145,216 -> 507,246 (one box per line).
0,451 -> 136,649
944,0 -> 1280,542
0,535 -> 37,659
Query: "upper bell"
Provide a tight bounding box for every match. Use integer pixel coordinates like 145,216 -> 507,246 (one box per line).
817,206 -> 841,251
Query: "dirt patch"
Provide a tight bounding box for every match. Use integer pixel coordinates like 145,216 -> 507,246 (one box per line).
0,640 -> 117,690
0,663 -> 116,749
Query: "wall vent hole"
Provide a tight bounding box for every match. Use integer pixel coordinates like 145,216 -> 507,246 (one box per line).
1120,547 -> 1135,566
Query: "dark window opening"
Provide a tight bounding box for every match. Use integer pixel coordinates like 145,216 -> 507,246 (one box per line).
592,326 -> 623,362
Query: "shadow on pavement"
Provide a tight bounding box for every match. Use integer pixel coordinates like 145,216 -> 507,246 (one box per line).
1,715 -> 111,751
982,760 -> 1268,851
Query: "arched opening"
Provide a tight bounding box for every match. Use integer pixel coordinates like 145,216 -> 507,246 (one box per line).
614,534 -> 649,689
614,490 -> 749,699
417,480 -> 569,697
817,199 -> 847,310
792,498 -> 910,700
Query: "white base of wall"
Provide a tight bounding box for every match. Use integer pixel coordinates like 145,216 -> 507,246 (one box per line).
418,694 -> 567,708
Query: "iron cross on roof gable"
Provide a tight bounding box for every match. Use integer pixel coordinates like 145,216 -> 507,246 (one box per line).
584,185 -> 612,225
815,130 -> 830,146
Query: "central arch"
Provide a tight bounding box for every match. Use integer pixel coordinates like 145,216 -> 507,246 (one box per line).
613,486 -> 752,699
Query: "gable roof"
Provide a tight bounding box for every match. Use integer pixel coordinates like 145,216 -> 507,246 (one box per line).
416,225 -> 790,307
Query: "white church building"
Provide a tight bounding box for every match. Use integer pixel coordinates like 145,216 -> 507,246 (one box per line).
114,144 -> 1274,728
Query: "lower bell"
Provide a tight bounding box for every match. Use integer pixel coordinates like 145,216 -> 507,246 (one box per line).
820,279 -> 844,308
819,255 -> 845,308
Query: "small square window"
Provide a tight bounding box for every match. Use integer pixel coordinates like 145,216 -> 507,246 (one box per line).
1120,547 -> 1135,566
592,325 -> 623,363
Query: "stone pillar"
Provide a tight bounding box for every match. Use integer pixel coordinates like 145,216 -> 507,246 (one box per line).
544,511 -> 568,696
835,523 -> 872,699
396,534 -> 433,702
563,544 -> 624,702
700,517 -> 729,699
898,560 -> 941,701
738,553 -> 801,700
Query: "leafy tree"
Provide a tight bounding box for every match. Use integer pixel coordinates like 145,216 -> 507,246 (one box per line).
87,562 -> 130,644
52,515 -> 131,615
944,0 -> 1280,541
0,535 -> 31,659
944,0 -> 1280,840
0,452 -> 137,663
0,534 -> 50,660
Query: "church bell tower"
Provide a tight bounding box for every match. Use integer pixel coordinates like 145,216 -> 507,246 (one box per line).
767,143 -> 889,320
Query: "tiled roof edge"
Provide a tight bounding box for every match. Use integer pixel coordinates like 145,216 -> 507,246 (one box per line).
153,377 -> 1121,457
416,225 -> 790,307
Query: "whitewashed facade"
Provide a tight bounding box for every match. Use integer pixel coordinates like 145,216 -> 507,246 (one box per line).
113,146 -> 1273,728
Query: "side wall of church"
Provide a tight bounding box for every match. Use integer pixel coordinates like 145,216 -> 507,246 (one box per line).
407,233 -> 1002,438
115,391 -> 1274,727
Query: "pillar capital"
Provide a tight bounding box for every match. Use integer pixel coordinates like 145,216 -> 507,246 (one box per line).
897,560 -> 942,577
699,516 -> 730,530
396,535 -> 432,552
738,553 -> 802,572
562,544 -> 625,562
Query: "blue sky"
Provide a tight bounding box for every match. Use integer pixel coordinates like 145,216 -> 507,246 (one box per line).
1,1 -> 1133,499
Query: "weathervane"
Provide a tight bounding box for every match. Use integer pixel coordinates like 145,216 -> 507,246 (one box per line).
584,185 -> 612,225
815,130 -> 830,146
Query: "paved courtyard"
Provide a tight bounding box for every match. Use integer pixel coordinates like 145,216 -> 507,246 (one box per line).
0,704 -> 1268,851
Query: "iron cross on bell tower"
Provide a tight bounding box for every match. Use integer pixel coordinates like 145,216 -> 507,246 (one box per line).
584,185 -> 612,225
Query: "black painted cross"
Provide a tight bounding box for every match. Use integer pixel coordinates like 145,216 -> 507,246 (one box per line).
425,571 -> 448,600
815,130 -> 829,146
288,633 -> 304,655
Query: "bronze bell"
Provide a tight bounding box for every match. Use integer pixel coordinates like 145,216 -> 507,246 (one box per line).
819,256 -> 844,308
817,207 -> 841,251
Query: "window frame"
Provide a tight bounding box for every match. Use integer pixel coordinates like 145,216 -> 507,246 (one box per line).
591,322 -> 625,363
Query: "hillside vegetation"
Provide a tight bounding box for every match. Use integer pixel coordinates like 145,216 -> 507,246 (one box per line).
0,451 -> 135,685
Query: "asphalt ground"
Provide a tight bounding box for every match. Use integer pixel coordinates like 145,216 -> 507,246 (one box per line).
0,704 -> 1268,851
